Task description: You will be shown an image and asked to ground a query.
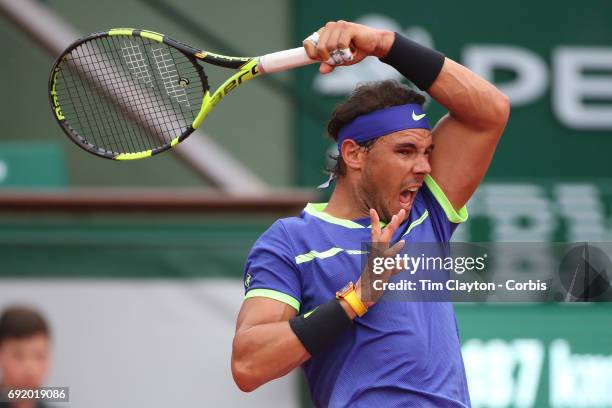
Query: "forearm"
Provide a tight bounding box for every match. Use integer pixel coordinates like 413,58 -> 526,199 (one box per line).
232,320 -> 309,392
232,298 -> 357,392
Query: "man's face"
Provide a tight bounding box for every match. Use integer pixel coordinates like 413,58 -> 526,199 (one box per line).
358,129 -> 433,222
0,334 -> 51,389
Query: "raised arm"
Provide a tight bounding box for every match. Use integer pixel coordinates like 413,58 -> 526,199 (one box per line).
304,22 -> 510,211
427,58 -> 510,210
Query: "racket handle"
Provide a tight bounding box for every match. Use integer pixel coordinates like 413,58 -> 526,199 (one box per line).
257,47 -> 353,74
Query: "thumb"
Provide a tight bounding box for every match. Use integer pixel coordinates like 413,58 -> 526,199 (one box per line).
319,63 -> 335,74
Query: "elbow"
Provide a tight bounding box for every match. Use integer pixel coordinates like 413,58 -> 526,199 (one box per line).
495,92 -> 511,127
488,91 -> 510,131
231,338 -> 261,393
232,359 -> 260,393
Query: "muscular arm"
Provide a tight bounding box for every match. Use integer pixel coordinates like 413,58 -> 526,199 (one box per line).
427,58 -> 510,210
232,296 -> 359,392
303,22 -> 510,210
231,297 -> 308,392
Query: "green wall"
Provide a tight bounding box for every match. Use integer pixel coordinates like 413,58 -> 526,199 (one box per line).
293,1 -> 612,185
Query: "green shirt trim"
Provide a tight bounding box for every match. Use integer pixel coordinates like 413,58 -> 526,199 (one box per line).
402,209 -> 429,237
304,203 -> 365,229
244,288 -> 300,312
295,247 -> 344,264
294,247 -> 368,265
303,203 -> 388,229
424,175 -> 469,223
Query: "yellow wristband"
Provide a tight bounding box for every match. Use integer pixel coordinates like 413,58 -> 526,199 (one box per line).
343,289 -> 368,317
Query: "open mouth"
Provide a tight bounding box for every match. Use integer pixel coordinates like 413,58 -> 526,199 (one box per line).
399,185 -> 421,209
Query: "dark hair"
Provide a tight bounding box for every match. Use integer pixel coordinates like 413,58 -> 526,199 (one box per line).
0,305 -> 50,344
326,80 -> 426,178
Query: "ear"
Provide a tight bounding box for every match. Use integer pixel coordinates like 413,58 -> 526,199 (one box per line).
340,140 -> 367,172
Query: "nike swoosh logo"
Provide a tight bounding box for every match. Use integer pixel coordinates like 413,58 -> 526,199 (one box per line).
412,111 -> 426,121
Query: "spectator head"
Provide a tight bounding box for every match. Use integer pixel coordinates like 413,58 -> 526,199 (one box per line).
0,306 -> 51,389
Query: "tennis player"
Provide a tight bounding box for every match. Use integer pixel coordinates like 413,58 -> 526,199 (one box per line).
232,21 -> 509,407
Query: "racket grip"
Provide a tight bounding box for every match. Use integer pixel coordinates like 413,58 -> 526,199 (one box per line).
257,47 -> 315,74
258,47 -> 353,74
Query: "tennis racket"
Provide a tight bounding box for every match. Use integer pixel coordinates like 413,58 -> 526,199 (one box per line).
48,28 -> 352,160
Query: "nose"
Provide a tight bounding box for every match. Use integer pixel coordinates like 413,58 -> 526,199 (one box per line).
413,154 -> 431,174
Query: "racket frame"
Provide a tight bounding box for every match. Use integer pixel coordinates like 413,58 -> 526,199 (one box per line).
48,28 -> 263,160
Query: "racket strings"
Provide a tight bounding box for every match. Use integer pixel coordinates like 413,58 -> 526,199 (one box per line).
99,38 -> 157,153
54,35 -> 206,155
84,39 -> 138,153
62,40 -> 156,153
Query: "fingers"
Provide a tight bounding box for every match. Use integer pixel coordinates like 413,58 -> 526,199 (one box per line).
317,25 -> 344,75
370,209 -> 382,241
303,21 -> 355,71
336,28 -> 352,52
319,63 -> 335,74
397,207 -> 409,224
381,209 -> 405,241
316,24 -> 332,61
302,39 -> 317,60
371,207 -> 408,244
303,28 -> 323,59
326,23 -> 352,55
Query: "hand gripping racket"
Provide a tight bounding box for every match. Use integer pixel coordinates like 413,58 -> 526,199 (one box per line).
48,28 -> 352,160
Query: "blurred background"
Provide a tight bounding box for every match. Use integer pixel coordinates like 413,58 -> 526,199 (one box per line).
0,0 -> 611,407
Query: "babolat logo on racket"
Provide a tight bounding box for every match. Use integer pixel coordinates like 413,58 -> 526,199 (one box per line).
210,62 -> 260,107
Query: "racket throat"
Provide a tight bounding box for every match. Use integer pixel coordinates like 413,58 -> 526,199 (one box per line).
192,59 -> 260,129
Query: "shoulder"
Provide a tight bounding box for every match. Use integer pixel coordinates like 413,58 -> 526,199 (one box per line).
250,213 -> 312,259
416,175 -> 468,224
259,210 -> 322,243
257,214 -> 307,243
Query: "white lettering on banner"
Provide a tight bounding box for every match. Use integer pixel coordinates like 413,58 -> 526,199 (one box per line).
453,183 -> 612,242
463,45 -> 548,106
462,338 -> 544,407
463,338 -> 612,408
549,339 -> 612,407
312,15 -> 612,129
553,47 -> 612,130
480,184 -> 556,241
555,184 -> 609,241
